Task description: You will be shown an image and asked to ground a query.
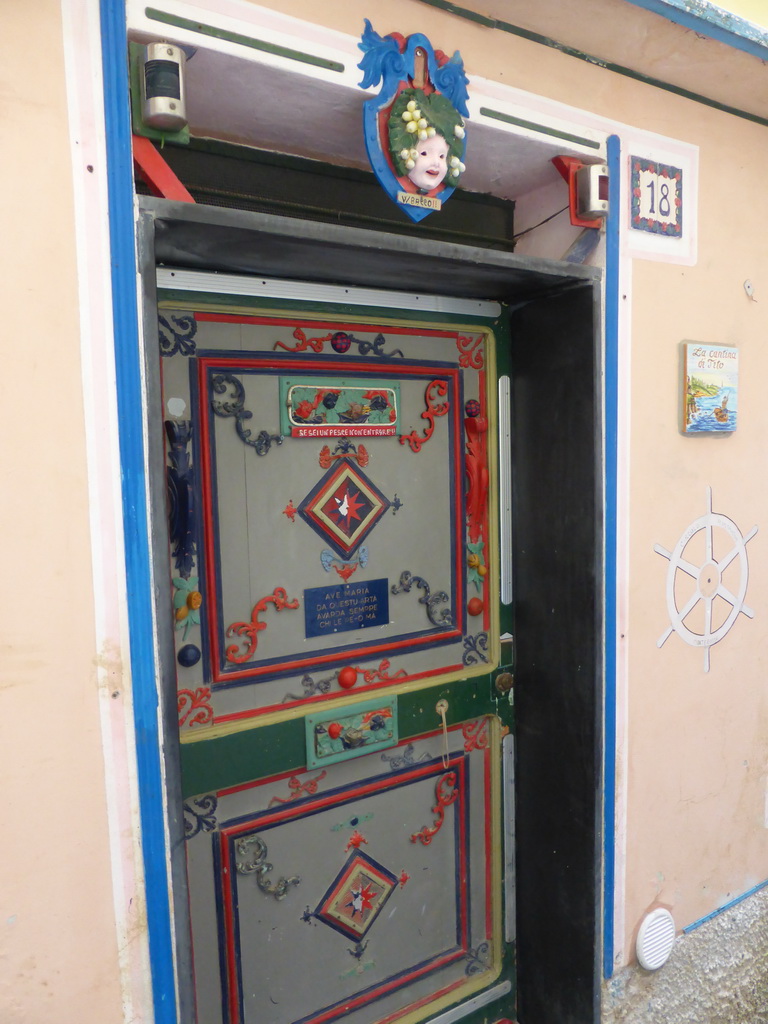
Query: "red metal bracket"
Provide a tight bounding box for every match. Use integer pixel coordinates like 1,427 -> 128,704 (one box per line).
552,155 -> 602,229
132,134 -> 195,202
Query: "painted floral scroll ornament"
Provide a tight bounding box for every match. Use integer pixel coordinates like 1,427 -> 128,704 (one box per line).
319,440 -> 369,469
321,545 -> 369,582
352,659 -> 408,685
177,686 -> 213,728
345,830 -> 369,851
235,835 -> 301,901
399,380 -> 449,452
463,632 -> 489,665
381,743 -> 432,770
462,717 -> 490,752
456,334 -> 484,369
159,313 -> 197,356
274,327 -> 404,359
225,587 -> 300,664
281,670 -> 336,704
268,771 -> 327,807
465,941 -> 492,975
210,373 -> 283,456
410,771 -> 458,845
183,794 -> 218,839
358,20 -> 469,222
391,570 -> 453,627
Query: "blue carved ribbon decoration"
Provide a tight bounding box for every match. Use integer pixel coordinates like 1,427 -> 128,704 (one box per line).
165,420 -> 196,579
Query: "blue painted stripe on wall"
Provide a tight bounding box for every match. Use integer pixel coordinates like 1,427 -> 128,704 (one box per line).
683,878 -> 768,932
623,0 -> 768,60
99,1 -> 178,1019
602,134 -> 621,981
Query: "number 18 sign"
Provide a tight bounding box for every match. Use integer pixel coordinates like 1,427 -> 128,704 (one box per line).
630,156 -> 683,237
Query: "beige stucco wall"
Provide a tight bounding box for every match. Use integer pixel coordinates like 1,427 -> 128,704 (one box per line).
4,0 -> 768,1021
0,3 -> 124,1021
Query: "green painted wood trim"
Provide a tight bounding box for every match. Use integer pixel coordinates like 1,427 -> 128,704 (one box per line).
417,0 -> 768,129
180,675 -> 512,798
480,107 -> 601,150
144,7 -> 345,73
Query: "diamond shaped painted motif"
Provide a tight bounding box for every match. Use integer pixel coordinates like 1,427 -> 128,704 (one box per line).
298,458 -> 391,559
314,850 -> 398,942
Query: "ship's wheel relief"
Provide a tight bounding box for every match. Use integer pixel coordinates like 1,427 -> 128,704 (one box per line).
655,487 -> 757,671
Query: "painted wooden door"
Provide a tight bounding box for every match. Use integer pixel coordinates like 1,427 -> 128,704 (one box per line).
157,285 -> 515,1024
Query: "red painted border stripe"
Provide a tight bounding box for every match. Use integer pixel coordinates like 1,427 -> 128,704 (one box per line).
456,759 -> 470,947
196,357 -> 222,690
478,367 -> 491,634
193,312 -> 460,339
220,755 -> 464,835
213,663 -> 464,725
212,628 -> 462,688
217,835 -> 241,1024
200,354 -> 461,379
216,763 -> 312,799
196,354 -> 464,703
375,977 -> 466,1024
306,952 -> 466,1024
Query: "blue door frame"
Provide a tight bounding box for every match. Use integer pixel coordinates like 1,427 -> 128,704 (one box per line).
100,2 -> 179,1020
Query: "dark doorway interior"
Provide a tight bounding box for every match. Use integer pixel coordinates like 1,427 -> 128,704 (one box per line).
511,285 -> 601,1024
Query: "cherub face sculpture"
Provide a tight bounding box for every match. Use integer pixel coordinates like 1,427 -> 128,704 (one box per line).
388,88 -> 466,195
407,133 -> 450,191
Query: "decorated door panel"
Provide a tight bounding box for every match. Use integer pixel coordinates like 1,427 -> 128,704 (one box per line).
158,295 -> 514,1024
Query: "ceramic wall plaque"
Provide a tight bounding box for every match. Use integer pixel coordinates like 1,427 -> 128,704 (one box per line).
358,19 -> 469,222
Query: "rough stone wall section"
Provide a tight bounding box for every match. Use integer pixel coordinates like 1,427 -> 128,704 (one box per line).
602,887 -> 768,1023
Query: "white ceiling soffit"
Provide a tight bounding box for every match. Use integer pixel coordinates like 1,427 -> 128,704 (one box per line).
127,2 -> 608,203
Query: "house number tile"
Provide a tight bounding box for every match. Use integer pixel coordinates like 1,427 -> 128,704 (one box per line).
630,156 -> 683,237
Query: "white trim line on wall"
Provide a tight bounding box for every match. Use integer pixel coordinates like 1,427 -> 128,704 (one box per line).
60,0 -> 153,1018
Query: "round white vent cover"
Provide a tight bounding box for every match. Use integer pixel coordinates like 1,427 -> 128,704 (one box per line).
636,908 -> 676,970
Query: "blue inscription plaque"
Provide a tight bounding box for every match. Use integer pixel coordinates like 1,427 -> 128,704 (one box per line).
304,578 -> 390,638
